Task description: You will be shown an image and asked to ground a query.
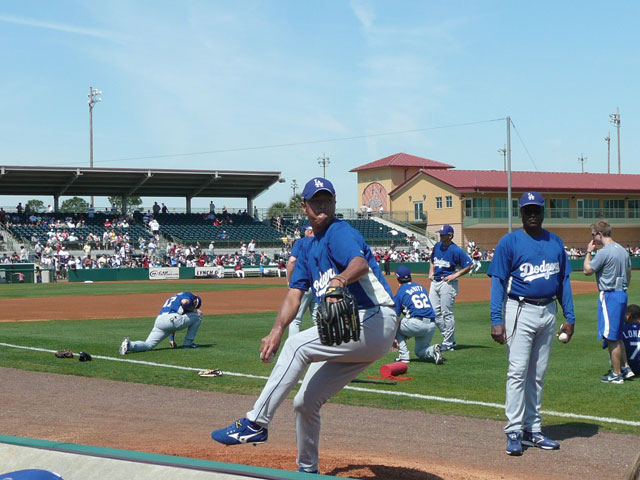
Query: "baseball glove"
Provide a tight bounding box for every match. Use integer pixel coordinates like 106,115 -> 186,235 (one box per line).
198,369 -> 223,377
317,286 -> 360,346
55,349 -> 74,359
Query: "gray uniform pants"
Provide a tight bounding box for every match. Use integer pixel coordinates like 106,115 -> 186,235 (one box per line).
247,305 -> 398,473
429,279 -> 459,347
288,288 -> 318,337
395,317 -> 439,362
504,298 -> 556,434
129,312 -> 202,352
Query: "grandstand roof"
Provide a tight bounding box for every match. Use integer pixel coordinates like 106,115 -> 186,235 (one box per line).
420,169 -> 640,194
349,152 -> 454,172
0,165 -> 282,199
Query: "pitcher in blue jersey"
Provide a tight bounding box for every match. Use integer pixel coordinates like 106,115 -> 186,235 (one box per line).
428,224 -> 472,351
393,265 -> 443,365
211,177 -> 398,475
119,291 -> 203,354
488,191 -> 575,456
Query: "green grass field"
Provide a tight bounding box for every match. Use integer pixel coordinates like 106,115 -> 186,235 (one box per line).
1,274 -> 639,435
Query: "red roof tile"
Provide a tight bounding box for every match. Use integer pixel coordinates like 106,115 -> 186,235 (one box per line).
422,169 -> 640,194
350,153 -> 454,172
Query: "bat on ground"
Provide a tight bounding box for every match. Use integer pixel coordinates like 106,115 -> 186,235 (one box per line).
351,378 -> 397,386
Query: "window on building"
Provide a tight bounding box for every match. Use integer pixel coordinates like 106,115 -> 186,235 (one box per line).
512,199 -> 519,217
603,199 -> 625,218
413,201 -> 425,221
445,196 -> 453,208
577,199 -> 601,218
464,197 -> 490,218
436,197 -> 443,209
629,199 -> 640,219
549,198 -> 570,218
494,198 -> 508,218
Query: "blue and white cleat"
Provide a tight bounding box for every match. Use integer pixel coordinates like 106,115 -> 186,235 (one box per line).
621,366 -> 635,380
211,418 -> 268,446
182,343 -> 200,349
298,467 -> 319,474
505,431 -> 523,456
119,337 -> 130,355
601,371 -> 624,384
522,431 -> 560,450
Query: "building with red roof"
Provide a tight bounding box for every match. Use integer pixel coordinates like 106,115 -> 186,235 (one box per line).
351,153 -> 640,248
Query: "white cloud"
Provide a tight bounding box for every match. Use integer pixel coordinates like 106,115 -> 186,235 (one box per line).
0,13 -> 130,44
349,0 -> 375,30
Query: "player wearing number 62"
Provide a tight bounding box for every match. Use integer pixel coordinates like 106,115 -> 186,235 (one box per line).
393,265 -> 443,365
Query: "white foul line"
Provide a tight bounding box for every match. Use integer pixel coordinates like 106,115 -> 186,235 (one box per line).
2,342 -> 639,427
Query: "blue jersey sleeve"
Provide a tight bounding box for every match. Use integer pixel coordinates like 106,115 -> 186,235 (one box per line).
290,237 -> 307,258
394,290 -> 404,317
556,247 -> 576,324
289,247 -> 311,291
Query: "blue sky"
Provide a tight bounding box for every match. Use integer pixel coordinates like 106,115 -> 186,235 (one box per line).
1,1 -> 639,211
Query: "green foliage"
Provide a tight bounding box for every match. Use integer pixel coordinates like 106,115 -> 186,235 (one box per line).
108,195 -> 143,214
60,197 -> 89,213
288,193 -> 303,210
267,201 -> 287,219
26,199 -> 45,213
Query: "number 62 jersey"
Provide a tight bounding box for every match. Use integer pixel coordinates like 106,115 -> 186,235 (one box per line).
394,281 -> 436,319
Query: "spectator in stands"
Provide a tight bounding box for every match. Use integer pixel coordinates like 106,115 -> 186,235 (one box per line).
234,260 -> 245,278
16,202 -> 23,214
47,204 -> 54,213
379,205 -> 384,216
367,205 -> 373,218
88,204 -> 95,218
83,255 -> 93,269
19,245 -> 28,262
248,239 -> 256,254
162,203 -> 168,213
153,202 -> 161,216
220,230 -> 229,240
24,204 -> 31,215
149,218 -> 160,235
111,204 -> 117,215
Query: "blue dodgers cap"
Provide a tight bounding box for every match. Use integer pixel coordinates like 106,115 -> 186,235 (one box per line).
395,265 -> 412,280
194,295 -> 202,309
519,191 -> 545,208
437,224 -> 454,235
301,177 -> 336,200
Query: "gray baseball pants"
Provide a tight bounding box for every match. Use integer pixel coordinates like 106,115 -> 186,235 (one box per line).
288,288 -> 318,337
504,298 -> 556,434
395,317 -> 439,362
429,279 -> 459,348
129,312 -> 202,352
247,305 -> 398,473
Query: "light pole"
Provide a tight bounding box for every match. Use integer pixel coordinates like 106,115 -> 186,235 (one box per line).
605,133 -> 611,174
317,153 -> 330,178
291,179 -> 298,197
578,153 -> 587,173
498,145 -> 507,171
88,87 -> 102,207
609,107 -> 620,173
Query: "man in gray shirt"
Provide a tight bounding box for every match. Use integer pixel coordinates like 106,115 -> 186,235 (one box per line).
583,219 -> 633,383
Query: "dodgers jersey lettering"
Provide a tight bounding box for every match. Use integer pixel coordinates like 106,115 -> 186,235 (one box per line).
394,282 -> 435,319
622,322 -> 640,374
290,218 -> 394,309
488,229 -> 575,325
159,292 -> 197,314
430,242 -> 472,277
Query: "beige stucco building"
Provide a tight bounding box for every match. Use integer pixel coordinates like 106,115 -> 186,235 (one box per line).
351,153 -> 640,249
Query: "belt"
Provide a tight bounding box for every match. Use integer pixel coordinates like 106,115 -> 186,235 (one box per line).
433,276 -> 445,282
508,294 -> 556,306
412,316 -> 435,323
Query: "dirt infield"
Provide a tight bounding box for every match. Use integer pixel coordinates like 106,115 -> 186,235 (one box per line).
2,277 -> 598,322
3,276 -> 623,480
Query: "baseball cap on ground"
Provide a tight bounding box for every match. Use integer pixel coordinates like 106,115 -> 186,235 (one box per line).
437,225 -> 454,235
395,265 -> 412,280
519,191 -> 545,208
302,177 -> 335,200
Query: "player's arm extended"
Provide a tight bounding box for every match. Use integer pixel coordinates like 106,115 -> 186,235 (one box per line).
329,256 -> 369,289
260,288 -> 305,362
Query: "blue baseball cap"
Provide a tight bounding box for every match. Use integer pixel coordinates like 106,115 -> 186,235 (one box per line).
437,225 -> 454,235
395,265 -> 412,280
302,177 -> 335,200
194,295 -> 202,309
519,191 -> 545,208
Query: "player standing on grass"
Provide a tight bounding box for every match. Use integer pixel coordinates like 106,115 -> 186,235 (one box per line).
210,177 -> 398,475
429,225 -> 472,351
488,191 -> 575,456
583,219 -> 633,383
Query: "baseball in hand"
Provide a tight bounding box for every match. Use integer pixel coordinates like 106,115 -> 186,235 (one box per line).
558,332 -> 569,343
262,352 -> 276,363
